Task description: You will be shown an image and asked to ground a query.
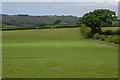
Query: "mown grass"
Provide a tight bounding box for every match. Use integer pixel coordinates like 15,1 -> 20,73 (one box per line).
2,28 -> 118,78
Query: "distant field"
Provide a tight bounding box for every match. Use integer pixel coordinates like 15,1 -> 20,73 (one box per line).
2,28 -> 118,78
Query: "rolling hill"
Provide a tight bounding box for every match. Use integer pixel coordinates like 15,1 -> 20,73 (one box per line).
2,14 -> 79,26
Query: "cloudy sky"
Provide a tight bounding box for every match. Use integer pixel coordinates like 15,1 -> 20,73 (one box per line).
2,1 -> 119,17
1,0 -> 119,2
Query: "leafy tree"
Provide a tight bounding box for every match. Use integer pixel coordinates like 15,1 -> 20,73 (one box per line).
79,9 -> 117,35
53,19 -> 61,25
37,23 -> 46,29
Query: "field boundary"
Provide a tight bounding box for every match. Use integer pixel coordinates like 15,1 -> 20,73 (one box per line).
1,78 -> 119,80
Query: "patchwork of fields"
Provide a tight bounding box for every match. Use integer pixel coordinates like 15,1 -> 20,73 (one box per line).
2,28 -> 118,78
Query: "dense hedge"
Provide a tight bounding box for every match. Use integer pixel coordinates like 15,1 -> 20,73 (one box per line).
93,33 -> 119,44
106,36 -> 119,44
106,35 -> 113,42
80,26 -> 92,39
104,30 -> 113,35
113,37 -> 119,44
93,33 -> 100,39
2,26 -> 51,31
99,29 -> 120,35
2,25 -> 80,31
100,35 -> 105,41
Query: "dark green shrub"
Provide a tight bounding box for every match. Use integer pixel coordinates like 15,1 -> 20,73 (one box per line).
113,37 -> 119,44
100,35 -> 105,41
53,19 -> 61,25
99,31 -> 104,35
80,26 -> 91,39
112,31 -> 116,35
106,35 -> 113,42
115,29 -> 120,35
93,33 -> 100,39
104,30 -> 113,35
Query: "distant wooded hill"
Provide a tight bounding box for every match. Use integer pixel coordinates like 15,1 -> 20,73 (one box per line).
2,14 -> 80,26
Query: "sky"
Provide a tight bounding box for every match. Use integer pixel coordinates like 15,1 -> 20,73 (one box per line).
1,0 -> 119,2
2,1 -> 119,17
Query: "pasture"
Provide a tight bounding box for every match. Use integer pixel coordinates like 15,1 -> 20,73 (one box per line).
2,28 -> 118,78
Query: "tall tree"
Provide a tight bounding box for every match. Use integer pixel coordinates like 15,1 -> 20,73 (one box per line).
79,9 -> 117,35
53,19 -> 61,25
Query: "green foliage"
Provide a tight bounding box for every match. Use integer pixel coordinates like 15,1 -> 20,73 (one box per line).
106,35 -> 120,44
106,35 -> 113,42
80,26 -> 92,39
99,31 -> 104,35
93,33 -> 100,39
77,20 -> 86,27
104,30 -> 113,35
54,25 -> 80,28
37,23 -> 46,29
77,24 -> 86,27
100,28 -> 120,35
115,29 -> 120,35
79,9 -> 117,35
100,35 -> 105,41
53,19 -> 61,25
112,21 -> 119,27
113,37 -> 119,44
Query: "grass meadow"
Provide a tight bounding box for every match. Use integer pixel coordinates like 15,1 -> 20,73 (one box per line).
2,28 -> 118,78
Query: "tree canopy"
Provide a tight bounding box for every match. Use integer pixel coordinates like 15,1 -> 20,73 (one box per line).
53,19 -> 61,25
79,9 -> 117,35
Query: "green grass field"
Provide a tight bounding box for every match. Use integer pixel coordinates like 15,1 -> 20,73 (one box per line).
2,28 -> 118,78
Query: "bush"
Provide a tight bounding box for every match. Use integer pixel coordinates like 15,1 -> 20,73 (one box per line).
99,31 -> 104,35
115,29 -> 120,35
53,19 -> 61,25
80,26 -> 92,39
104,30 -> 113,35
93,33 -> 100,39
113,37 -> 119,44
106,35 -> 113,42
100,35 -> 105,41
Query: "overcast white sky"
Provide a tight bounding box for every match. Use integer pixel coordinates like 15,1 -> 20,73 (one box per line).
2,0 -> 119,17
1,0 -> 119,2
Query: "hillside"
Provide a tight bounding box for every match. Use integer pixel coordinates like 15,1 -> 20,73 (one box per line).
2,14 -> 79,26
